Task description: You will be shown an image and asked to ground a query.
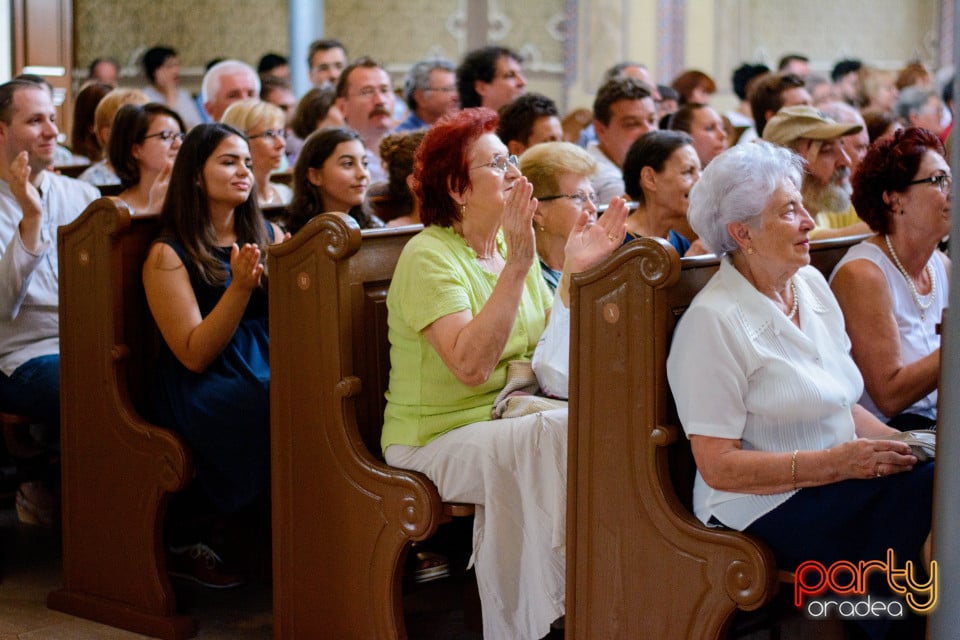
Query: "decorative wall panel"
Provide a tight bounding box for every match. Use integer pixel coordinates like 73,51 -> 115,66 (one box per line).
75,0 -> 288,87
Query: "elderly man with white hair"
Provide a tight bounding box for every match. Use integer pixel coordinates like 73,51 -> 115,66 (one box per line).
202,59 -> 260,122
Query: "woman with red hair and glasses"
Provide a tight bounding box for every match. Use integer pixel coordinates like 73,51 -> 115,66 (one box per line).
830,127 -> 950,430
380,108 -> 626,639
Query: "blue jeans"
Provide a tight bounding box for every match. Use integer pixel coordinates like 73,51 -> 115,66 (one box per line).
0,354 -> 60,429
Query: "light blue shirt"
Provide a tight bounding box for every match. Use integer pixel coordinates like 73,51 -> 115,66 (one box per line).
0,171 -> 99,374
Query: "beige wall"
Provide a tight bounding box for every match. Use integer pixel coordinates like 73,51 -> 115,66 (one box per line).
74,0 -> 288,91
325,1 -> 567,106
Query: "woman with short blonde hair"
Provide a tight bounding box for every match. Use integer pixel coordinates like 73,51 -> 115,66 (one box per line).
221,99 -> 292,207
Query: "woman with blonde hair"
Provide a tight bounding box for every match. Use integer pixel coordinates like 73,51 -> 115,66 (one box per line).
520,141 -> 599,291
221,99 -> 292,207
858,67 -> 899,113
78,88 -> 148,186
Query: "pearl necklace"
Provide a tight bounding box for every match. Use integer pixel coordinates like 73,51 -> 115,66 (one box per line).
786,279 -> 799,321
884,234 -> 935,321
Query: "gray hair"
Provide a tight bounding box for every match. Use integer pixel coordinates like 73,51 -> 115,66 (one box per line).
403,58 -> 456,110
819,100 -> 865,127
688,140 -> 804,255
895,86 -> 938,121
201,59 -> 260,105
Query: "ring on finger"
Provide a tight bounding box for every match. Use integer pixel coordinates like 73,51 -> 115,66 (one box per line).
875,464 -> 882,478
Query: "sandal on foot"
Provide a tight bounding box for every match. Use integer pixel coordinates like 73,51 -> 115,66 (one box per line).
409,550 -> 450,583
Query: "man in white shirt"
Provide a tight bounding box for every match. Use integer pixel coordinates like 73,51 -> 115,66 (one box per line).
0,80 -> 99,426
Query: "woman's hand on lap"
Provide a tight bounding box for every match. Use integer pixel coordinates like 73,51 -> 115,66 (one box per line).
834,438 -> 917,480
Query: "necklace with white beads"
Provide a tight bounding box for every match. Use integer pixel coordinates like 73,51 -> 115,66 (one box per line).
884,234 -> 935,321
786,279 -> 799,321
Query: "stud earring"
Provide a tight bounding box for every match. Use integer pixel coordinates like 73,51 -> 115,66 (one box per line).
746,247 -> 755,255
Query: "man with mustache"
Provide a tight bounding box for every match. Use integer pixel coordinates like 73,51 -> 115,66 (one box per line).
335,56 -> 395,183
763,105 -> 869,239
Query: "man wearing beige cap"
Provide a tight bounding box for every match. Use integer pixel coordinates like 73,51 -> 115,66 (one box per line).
763,105 -> 870,239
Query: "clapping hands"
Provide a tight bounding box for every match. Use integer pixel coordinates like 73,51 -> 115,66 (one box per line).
562,196 -> 628,274
501,176 -> 537,267
230,242 -> 263,290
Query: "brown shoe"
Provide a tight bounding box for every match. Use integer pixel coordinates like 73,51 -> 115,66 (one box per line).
167,543 -> 244,589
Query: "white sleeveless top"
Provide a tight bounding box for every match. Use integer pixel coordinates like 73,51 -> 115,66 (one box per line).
830,241 -> 947,421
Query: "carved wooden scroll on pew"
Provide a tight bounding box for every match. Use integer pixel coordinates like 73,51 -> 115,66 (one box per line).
50,199 -> 196,639
566,235 -> 866,639
268,213 -> 473,639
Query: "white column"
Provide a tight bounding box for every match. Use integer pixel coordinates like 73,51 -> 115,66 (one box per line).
929,2 -> 959,637
288,0 -> 325,97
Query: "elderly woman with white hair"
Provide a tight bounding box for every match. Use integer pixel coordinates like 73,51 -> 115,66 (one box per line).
666,141 -> 932,639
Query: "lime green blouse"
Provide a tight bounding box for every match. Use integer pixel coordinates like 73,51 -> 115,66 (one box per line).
381,225 -> 552,450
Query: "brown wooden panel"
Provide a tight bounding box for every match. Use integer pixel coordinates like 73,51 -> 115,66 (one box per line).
269,216 -> 474,639
11,0 -> 74,142
50,199 -> 195,639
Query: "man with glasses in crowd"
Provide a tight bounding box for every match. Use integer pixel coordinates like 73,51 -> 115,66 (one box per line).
395,58 -> 459,132
335,56 -> 396,183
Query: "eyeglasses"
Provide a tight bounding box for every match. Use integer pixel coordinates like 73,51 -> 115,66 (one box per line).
424,86 -> 457,93
143,130 -> 184,143
311,62 -> 345,73
353,85 -> 392,99
470,154 -> 519,173
908,173 -> 952,193
538,191 -> 600,208
249,129 -> 285,141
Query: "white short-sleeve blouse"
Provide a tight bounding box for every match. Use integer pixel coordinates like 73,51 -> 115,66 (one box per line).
667,259 -> 863,530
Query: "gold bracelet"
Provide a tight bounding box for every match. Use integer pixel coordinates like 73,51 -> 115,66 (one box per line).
791,449 -> 799,490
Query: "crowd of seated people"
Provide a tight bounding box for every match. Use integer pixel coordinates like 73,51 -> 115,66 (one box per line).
3,34 -> 954,637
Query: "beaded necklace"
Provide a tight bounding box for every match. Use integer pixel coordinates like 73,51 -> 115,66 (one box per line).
786,279 -> 799,321
883,234 -> 935,321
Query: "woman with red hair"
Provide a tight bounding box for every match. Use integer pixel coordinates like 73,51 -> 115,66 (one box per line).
671,69 -> 717,105
830,127 -> 950,429
381,108 -> 626,639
